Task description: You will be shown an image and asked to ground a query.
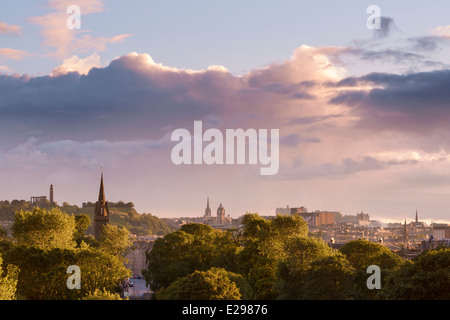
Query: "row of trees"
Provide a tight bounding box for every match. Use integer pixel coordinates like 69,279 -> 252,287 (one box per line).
0,207 -> 133,300
143,213 -> 450,300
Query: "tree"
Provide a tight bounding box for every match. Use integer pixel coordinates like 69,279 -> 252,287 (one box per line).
339,239 -> 405,271
237,213 -> 309,299
339,239 -> 406,299
157,268 -> 241,300
303,253 -> 356,300
97,224 -> 133,260
143,223 -> 238,291
3,246 -> 79,300
75,247 -> 131,297
75,214 -> 91,234
12,207 -> 76,250
275,236 -> 334,299
383,247 -> 450,300
73,214 -> 95,247
82,288 -> 124,300
0,254 -> 18,300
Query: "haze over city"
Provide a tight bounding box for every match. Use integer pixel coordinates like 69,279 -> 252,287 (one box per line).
2,1 -> 450,224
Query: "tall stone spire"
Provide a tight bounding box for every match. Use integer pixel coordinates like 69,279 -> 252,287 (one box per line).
204,196 -> 211,219
94,171 -> 110,240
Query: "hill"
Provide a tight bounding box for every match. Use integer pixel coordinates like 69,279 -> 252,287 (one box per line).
0,200 -> 175,236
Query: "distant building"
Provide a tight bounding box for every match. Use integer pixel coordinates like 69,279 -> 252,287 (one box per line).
204,197 -> 211,219
275,205 -> 290,215
30,184 -> 56,207
126,236 -> 155,277
203,197 -> 216,225
432,224 -> 450,240
30,196 -> 48,206
412,210 -> 425,227
290,206 -> 308,214
217,203 -> 226,224
356,211 -> 369,221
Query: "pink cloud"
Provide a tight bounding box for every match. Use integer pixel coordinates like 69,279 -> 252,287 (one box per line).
28,0 -> 132,60
0,22 -> 22,36
0,48 -> 32,60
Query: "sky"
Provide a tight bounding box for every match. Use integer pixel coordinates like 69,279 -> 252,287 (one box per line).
1,0 -> 450,223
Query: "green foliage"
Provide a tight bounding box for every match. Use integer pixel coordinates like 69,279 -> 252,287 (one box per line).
12,207 -> 76,250
3,246 -> 79,299
383,247 -> 450,300
303,253 -> 356,300
0,254 -> 18,300
157,268 -> 241,300
63,205 -> 175,236
3,244 -> 131,300
0,200 -> 31,221
0,206 -> 132,300
82,288 -> 124,300
275,236 -> 334,299
75,247 -> 131,297
97,224 -> 133,259
339,239 -> 405,271
143,223 -> 240,291
74,214 -> 91,233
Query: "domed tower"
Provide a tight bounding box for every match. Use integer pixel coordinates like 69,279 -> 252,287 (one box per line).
217,203 -> 225,224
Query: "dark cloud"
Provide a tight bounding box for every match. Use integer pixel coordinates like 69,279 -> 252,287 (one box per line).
280,133 -> 321,147
277,156 -> 418,180
329,69 -> 450,136
0,49 -> 331,149
407,36 -> 448,52
373,17 -> 398,39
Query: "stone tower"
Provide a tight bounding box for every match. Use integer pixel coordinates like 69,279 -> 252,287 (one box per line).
49,184 -> 54,205
94,172 -> 110,240
204,196 -> 211,219
217,203 -> 225,224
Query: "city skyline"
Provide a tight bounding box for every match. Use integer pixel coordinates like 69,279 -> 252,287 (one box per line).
2,1 -> 450,223
12,181 -> 450,226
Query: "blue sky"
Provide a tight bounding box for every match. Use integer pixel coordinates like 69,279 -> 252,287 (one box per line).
2,1 -> 450,224
3,0 -> 450,75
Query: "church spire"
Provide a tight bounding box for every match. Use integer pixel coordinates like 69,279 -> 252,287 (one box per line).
98,171 -> 105,203
94,169 -> 110,240
204,196 -> 211,219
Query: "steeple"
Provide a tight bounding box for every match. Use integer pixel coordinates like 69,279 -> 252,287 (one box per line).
204,196 -> 211,219
98,172 -> 106,204
94,170 -> 110,240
